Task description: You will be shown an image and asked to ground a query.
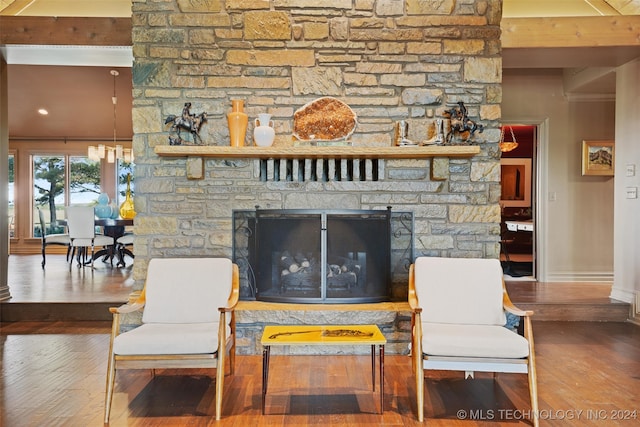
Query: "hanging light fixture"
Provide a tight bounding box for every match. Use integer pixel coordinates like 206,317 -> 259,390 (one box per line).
88,70 -> 133,163
499,125 -> 518,153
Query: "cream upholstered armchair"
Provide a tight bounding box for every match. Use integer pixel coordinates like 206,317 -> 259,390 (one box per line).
104,257 -> 240,423
408,257 -> 539,426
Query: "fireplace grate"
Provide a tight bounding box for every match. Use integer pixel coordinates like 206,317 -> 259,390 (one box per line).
258,158 -> 382,182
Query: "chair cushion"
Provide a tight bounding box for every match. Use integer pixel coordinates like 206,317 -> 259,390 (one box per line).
116,234 -> 134,245
422,322 -> 529,359
45,234 -> 70,245
414,257 -> 506,326
94,235 -> 115,246
71,235 -> 114,247
113,322 -> 220,355
142,258 -> 233,324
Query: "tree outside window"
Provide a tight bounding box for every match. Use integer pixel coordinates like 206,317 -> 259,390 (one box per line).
32,155 -> 101,237
117,160 -> 135,205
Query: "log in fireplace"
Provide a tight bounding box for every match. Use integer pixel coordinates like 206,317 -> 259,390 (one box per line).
233,208 -> 413,303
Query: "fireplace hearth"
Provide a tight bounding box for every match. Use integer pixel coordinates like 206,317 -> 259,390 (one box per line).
233,208 -> 413,303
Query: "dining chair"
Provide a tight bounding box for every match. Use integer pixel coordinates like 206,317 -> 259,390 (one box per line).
65,206 -> 114,269
408,256 -> 539,426
37,207 -> 71,268
104,257 -> 240,422
115,232 -> 133,267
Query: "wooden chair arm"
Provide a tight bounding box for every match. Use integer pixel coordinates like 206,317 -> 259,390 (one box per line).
109,301 -> 145,314
407,264 -> 422,313
109,287 -> 146,314
219,263 -> 240,313
502,279 -> 533,317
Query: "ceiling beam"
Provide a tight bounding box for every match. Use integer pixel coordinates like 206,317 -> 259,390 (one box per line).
0,16 -> 131,46
502,16 -> 640,48
0,15 -> 638,50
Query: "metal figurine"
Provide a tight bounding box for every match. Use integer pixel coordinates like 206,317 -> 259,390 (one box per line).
165,102 -> 208,145
423,118 -> 445,145
394,120 -> 417,146
445,101 -> 483,143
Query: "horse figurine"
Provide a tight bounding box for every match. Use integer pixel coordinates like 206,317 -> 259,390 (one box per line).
165,102 -> 208,145
445,101 -> 483,143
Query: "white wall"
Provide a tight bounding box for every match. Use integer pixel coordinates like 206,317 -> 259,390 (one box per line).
502,69 -> 615,282
612,59 -> 640,307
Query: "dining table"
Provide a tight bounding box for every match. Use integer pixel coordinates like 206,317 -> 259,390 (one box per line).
58,217 -> 134,267
94,218 -> 134,267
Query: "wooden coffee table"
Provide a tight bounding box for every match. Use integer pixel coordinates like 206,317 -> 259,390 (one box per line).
260,324 -> 386,415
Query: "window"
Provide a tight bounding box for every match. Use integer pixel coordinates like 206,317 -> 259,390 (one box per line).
32,154 -> 101,237
116,159 -> 135,206
8,153 -> 15,238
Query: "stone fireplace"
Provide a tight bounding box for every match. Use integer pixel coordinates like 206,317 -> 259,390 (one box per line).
130,1 -> 503,354
233,208 -> 413,303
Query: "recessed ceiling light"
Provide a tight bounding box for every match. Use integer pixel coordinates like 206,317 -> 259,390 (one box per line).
38,108 -> 49,115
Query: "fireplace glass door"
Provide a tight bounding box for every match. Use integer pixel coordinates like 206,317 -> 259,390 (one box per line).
250,210 -> 391,303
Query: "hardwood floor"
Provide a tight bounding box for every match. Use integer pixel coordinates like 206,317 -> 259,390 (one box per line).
5,254 -> 135,303
1,255 -> 638,425
1,320 -> 639,426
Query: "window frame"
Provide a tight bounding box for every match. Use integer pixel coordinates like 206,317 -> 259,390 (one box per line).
7,139 -> 131,252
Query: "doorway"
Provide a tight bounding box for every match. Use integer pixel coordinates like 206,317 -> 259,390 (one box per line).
500,124 -> 536,279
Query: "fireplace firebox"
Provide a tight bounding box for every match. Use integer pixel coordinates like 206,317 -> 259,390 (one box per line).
233,208 -> 413,303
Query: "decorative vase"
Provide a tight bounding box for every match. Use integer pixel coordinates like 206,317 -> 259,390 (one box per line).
119,173 -> 136,219
109,201 -> 120,219
95,193 -> 113,219
227,99 -> 248,147
253,113 -> 275,147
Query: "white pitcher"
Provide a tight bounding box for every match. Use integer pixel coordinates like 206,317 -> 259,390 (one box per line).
254,113 -> 275,147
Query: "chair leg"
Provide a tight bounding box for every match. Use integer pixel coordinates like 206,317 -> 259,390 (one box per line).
215,348 -> 226,420
229,338 -> 236,376
528,360 -> 539,427
69,247 -> 75,270
416,359 -> 424,422
104,353 -> 116,424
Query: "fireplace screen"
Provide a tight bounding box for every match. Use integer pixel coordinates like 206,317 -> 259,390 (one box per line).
233,209 -> 401,303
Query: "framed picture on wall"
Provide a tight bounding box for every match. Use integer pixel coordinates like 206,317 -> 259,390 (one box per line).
500,158 -> 531,207
582,140 -> 614,176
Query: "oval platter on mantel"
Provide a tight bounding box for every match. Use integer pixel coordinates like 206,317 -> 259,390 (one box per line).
292,97 -> 357,142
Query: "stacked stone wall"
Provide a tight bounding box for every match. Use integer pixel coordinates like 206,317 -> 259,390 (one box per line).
129,0 -> 504,354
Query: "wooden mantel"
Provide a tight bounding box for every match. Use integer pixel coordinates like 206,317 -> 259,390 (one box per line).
153,145 -> 480,160
154,145 -> 481,180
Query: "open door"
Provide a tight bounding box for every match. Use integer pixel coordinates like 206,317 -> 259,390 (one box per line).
500,124 -> 536,279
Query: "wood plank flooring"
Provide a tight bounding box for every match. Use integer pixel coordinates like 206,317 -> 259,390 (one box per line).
1,320 -> 639,426
5,254 -> 135,303
1,255 -> 638,425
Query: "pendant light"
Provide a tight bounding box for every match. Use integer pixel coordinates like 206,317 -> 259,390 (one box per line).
88,70 -> 133,163
500,126 -> 518,153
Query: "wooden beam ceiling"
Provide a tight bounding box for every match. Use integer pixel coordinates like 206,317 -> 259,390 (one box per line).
1,15 -> 638,50
501,16 -> 640,48
0,16 -> 131,46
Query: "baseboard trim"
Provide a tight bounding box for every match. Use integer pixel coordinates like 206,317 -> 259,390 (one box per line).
546,272 -> 613,282
0,302 -> 116,322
